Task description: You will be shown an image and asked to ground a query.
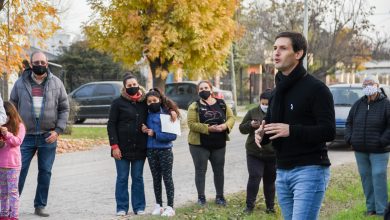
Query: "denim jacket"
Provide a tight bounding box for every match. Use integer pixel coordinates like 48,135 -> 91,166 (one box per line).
146,109 -> 177,149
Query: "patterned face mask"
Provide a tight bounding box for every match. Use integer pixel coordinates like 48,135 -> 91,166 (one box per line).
363,85 -> 378,96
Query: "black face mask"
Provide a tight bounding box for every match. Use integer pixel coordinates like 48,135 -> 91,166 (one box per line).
199,90 -> 211,100
32,65 -> 47,76
148,103 -> 161,113
126,86 -> 139,96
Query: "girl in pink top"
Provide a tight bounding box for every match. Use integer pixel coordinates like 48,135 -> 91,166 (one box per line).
0,101 -> 25,220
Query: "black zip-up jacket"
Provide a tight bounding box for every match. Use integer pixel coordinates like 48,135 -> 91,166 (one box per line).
261,67 -> 335,169
345,93 -> 390,153
107,95 -> 148,160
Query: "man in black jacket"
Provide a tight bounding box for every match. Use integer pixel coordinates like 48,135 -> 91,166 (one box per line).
255,32 -> 335,220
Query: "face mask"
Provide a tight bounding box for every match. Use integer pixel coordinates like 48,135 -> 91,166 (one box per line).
199,90 -> 211,100
260,104 -> 268,113
363,85 -> 378,96
32,65 -> 47,76
148,102 -> 161,113
126,86 -> 139,96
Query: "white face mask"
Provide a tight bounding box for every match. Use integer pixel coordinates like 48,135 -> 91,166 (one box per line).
363,85 -> 378,96
260,104 -> 268,113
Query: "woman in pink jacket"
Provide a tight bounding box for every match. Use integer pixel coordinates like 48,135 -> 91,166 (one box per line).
0,101 -> 25,220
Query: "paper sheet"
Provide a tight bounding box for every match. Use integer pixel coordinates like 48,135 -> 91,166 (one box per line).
160,114 -> 181,136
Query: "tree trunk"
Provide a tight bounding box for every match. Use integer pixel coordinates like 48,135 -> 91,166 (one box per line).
152,76 -> 165,92
0,0 -> 5,11
149,62 -> 166,92
149,57 -> 172,93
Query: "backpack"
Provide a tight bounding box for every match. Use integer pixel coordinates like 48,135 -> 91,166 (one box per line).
195,98 -> 228,149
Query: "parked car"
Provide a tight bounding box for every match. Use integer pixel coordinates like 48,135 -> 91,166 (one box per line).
215,89 -> 237,115
165,81 -> 199,110
68,81 -> 123,123
165,81 -> 236,114
329,83 -> 390,144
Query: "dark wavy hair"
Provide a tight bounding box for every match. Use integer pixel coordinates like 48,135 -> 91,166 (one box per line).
146,88 -> 181,118
275,31 -> 307,61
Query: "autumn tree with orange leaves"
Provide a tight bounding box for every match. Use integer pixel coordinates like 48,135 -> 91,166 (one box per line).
0,0 -> 60,76
84,0 -> 239,90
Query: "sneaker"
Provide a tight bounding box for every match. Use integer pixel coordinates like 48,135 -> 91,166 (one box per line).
34,208 -> 50,217
243,206 -> 253,214
215,196 -> 226,206
266,207 -> 276,214
152,204 -> 163,215
197,195 -> 207,206
136,210 -> 146,215
365,211 -> 376,216
116,210 -> 126,216
161,206 -> 175,217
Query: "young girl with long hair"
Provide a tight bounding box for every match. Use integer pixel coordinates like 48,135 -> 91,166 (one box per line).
0,101 -> 26,220
141,88 -> 180,217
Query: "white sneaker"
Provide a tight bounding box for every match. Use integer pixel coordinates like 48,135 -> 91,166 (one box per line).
152,204 -> 163,215
136,210 -> 146,215
116,210 -> 126,216
161,206 -> 175,217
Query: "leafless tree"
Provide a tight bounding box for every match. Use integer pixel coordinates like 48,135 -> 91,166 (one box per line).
238,0 -> 375,78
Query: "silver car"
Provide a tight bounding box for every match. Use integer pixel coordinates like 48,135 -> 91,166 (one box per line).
329,84 -> 390,144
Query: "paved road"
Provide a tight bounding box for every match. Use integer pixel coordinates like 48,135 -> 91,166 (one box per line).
19,126 -> 355,220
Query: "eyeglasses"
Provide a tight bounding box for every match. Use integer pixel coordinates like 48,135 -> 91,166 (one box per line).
32,61 -> 47,66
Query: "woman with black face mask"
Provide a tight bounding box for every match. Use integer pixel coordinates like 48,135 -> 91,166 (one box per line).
107,74 -> 178,217
187,80 -> 235,207
141,89 -> 180,217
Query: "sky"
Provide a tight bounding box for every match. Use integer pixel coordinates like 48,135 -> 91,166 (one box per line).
62,0 -> 390,38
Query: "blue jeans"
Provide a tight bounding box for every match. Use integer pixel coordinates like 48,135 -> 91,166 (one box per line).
276,165 -> 330,220
18,134 -> 57,208
355,152 -> 389,215
115,159 -> 145,213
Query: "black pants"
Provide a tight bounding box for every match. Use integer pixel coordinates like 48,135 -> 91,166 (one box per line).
246,154 -> 276,209
147,148 -> 174,207
189,145 -> 225,197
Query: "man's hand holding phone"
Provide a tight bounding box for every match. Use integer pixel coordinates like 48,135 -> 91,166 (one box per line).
254,120 -> 266,148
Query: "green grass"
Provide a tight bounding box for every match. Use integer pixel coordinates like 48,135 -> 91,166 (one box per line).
61,127 -> 107,139
135,192 -> 282,220
131,163 -> 387,220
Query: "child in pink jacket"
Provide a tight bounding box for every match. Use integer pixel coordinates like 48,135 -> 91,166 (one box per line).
0,101 -> 26,220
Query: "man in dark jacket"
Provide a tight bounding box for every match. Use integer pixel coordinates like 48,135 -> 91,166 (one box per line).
10,51 -> 69,217
345,75 -> 390,216
255,32 -> 335,220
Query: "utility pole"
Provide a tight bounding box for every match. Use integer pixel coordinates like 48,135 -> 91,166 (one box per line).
303,0 -> 308,69
230,45 -> 237,113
